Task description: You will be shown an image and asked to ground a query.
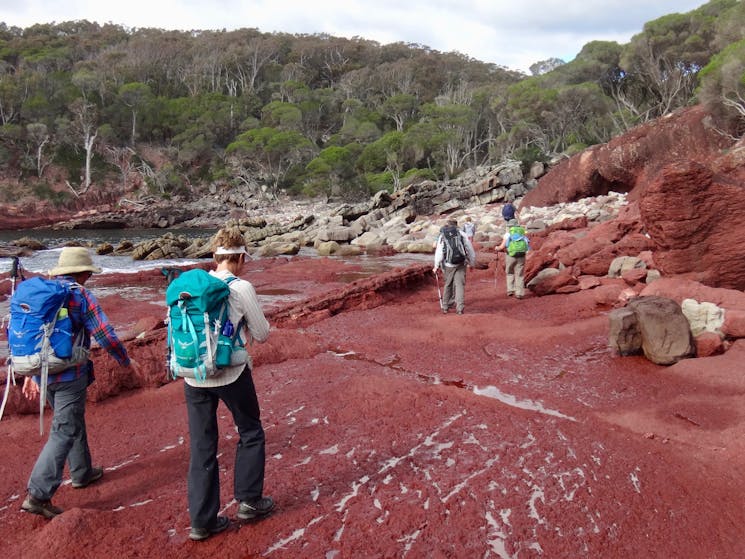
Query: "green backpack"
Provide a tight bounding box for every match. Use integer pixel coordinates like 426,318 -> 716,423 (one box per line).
165,269 -> 243,381
506,225 -> 529,257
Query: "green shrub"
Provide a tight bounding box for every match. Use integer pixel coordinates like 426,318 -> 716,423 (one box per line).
31,181 -> 71,206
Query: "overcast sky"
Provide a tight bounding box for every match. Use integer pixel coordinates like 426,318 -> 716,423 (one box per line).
2,1 -> 707,73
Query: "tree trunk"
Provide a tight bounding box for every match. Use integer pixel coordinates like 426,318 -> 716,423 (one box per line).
36,136 -> 49,177
130,109 -> 137,146
82,130 -> 97,194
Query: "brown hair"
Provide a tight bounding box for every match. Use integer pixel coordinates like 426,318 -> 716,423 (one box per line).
211,227 -> 247,264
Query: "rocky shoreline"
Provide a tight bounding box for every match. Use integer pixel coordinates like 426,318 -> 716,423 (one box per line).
5,160 -> 624,264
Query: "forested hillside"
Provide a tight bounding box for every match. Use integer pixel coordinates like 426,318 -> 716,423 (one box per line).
0,0 -> 743,208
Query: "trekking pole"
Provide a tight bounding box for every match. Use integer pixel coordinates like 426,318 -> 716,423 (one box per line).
1,258 -> 21,423
494,251 -> 499,289
10,256 -> 20,295
433,269 -> 442,305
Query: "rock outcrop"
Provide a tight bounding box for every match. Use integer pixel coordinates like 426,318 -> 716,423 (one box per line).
640,160 -> 745,290
521,105 -> 732,208
609,296 -> 695,365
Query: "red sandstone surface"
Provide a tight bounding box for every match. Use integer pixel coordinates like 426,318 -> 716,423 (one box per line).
2,254 -> 745,558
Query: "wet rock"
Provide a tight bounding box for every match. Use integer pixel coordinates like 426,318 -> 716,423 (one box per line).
352,231 -> 385,248
112,240 -> 134,255
13,237 -> 47,251
255,242 -> 300,257
316,241 -> 341,256
96,243 -> 114,255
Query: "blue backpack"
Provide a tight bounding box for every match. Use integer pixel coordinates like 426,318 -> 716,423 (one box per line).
166,269 -> 245,382
3,277 -> 88,432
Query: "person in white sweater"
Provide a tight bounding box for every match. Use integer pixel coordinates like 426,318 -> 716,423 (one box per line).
433,219 -> 476,314
183,227 -> 273,541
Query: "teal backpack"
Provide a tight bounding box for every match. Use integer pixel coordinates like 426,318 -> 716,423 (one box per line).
165,269 -> 244,381
506,225 -> 529,257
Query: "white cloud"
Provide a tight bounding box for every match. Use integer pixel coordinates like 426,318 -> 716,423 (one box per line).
0,0 -> 708,72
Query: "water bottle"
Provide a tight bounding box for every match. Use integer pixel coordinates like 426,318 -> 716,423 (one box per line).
215,319 -> 234,368
50,308 -> 73,359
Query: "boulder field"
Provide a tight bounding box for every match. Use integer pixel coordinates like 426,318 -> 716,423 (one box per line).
1,251 -> 745,558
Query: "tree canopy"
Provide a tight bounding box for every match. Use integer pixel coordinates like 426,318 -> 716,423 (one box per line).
0,0 -> 743,205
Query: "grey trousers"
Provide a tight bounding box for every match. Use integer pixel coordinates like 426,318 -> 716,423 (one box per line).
27,373 -> 93,501
505,254 -> 526,297
441,264 -> 467,312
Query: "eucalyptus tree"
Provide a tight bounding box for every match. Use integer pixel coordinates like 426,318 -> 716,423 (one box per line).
529,58 -> 566,76
117,82 -> 153,145
0,72 -> 24,125
220,29 -> 281,96
698,39 -> 745,136
356,130 -> 406,189
305,145 -> 358,196
261,100 -> 303,131
381,94 -> 419,132
59,98 -> 99,195
226,126 -> 315,197
298,87 -> 342,144
712,0 -> 745,50
25,122 -> 52,177
408,101 -> 477,178
618,2 -> 734,122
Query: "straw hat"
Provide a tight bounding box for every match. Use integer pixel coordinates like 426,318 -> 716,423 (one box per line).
49,247 -> 102,276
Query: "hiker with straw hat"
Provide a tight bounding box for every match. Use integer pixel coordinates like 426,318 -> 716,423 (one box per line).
20,247 -> 141,519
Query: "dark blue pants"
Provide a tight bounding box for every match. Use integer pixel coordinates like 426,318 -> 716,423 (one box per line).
27,373 -> 93,500
184,367 -> 266,529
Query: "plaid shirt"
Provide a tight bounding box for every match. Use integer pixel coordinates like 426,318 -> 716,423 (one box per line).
37,276 -> 130,385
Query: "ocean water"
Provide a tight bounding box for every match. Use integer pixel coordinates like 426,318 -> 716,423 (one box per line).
0,228 -> 432,276
0,228 -> 215,275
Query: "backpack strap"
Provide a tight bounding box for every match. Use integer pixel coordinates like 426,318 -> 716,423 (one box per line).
0,361 -> 14,423
39,279 -> 80,434
177,299 -> 209,382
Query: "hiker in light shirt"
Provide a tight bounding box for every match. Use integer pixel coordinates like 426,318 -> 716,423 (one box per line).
182,226 -> 274,542
433,218 -> 476,315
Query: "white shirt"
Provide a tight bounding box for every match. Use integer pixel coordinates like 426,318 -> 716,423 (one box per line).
184,269 -> 270,388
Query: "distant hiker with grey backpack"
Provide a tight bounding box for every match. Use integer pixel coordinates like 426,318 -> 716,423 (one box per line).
433,218 -> 476,315
6,247 -> 140,520
166,226 -> 273,542
496,218 -> 530,299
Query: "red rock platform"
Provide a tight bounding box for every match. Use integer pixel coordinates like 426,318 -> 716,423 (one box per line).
2,254 -> 745,558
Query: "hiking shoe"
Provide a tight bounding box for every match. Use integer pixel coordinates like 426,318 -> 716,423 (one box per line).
72,466 -> 104,488
237,496 -> 275,520
189,515 -> 230,541
457,309 -> 464,315
21,495 -> 63,519
441,308 -> 448,314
